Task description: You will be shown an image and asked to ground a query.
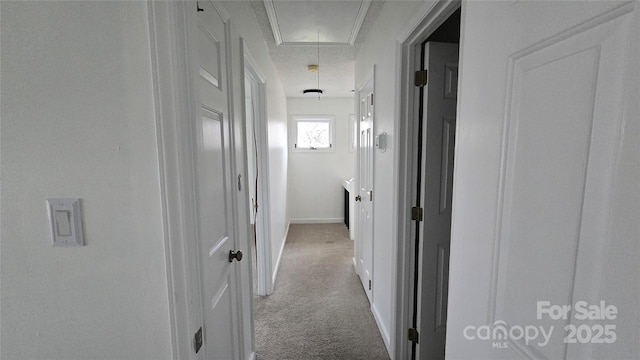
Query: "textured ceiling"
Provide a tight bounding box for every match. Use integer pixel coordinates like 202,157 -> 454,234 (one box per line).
250,0 -> 384,98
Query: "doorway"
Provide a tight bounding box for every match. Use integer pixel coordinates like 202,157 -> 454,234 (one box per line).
242,42 -> 274,296
411,10 -> 460,360
244,75 -> 260,294
412,23 -> 460,360
394,3 -> 461,360
355,68 -> 375,304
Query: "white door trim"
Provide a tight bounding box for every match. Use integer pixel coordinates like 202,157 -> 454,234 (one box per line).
241,40 -> 274,296
393,2 -> 460,360
147,1 -> 204,359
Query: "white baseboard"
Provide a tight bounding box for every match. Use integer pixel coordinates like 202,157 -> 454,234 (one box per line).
290,218 -> 343,224
371,302 -> 392,357
271,220 -> 290,286
352,257 -> 357,271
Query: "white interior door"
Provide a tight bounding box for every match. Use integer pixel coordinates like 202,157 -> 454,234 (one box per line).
194,1 -> 242,359
415,41 -> 458,360
357,80 -> 374,303
447,2 -> 639,359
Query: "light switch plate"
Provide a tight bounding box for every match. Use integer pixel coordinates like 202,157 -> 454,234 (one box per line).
46,198 -> 84,247
375,132 -> 387,152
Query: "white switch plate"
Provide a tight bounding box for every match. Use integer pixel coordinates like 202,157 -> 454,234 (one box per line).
375,132 -> 387,152
46,198 -> 84,247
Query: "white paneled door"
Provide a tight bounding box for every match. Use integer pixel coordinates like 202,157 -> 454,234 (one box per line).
194,1 -> 242,359
357,77 -> 374,303
415,41 -> 458,360
447,1 -> 639,359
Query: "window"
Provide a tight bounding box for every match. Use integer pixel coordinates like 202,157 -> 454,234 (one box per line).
292,115 -> 335,151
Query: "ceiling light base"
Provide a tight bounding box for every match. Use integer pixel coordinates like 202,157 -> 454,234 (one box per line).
303,89 -> 323,97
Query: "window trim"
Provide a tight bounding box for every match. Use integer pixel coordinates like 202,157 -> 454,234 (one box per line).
290,115 -> 336,152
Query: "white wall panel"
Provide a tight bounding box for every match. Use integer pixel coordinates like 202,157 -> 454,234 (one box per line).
0,2 -> 171,359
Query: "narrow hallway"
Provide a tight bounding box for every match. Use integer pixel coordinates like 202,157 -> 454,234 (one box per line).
254,224 -> 389,360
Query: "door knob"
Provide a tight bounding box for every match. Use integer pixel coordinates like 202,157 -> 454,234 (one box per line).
229,250 -> 243,262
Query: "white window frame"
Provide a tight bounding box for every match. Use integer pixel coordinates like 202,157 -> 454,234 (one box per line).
291,115 -> 335,152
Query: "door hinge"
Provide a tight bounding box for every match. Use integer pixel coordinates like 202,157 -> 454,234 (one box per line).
408,328 -> 420,343
369,190 -> 373,201
371,93 -> 374,106
368,279 -> 372,290
194,326 -> 203,353
414,70 -> 428,87
411,207 -> 423,221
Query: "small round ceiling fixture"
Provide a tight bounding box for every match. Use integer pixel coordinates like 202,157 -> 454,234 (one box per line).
305,31 -> 322,99
303,89 -> 323,97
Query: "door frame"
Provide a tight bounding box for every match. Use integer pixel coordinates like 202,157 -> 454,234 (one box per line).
241,41 -> 274,296
147,1 -> 246,359
147,2 -> 202,358
393,1 -> 461,359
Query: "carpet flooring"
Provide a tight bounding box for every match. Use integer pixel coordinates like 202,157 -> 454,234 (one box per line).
254,223 -> 390,360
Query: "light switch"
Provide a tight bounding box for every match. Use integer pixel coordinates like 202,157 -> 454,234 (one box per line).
55,210 -> 72,236
47,198 -> 84,247
375,132 -> 387,152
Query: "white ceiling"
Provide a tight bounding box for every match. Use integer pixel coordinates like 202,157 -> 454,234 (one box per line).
264,0 -> 370,45
250,0 -> 384,98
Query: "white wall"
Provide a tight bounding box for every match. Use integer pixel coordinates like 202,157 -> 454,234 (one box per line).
354,0 -> 429,354
0,2 -> 172,359
287,97 -> 355,222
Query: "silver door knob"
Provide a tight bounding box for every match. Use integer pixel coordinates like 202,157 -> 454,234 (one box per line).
229,250 -> 243,262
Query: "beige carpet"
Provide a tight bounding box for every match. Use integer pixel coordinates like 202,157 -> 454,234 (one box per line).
254,223 -> 390,360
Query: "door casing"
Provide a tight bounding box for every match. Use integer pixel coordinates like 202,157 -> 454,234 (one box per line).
393,2 -> 461,360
